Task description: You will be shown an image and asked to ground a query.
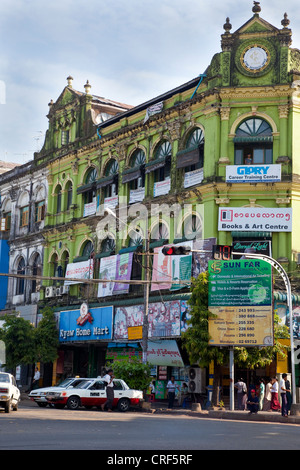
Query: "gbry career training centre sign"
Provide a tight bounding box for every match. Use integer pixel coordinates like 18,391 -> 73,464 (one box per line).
208,259 -> 273,347
218,207 -> 292,232
226,164 -> 281,183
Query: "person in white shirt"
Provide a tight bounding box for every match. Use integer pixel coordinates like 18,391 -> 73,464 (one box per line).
270,377 -> 281,411
279,373 -> 288,417
166,376 -> 179,409
32,367 -> 40,390
101,369 -> 114,412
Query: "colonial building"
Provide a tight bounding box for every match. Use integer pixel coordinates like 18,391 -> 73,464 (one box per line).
3,3 -> 299,394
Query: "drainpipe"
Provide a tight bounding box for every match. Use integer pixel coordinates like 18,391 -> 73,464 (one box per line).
191,74 -> 207,100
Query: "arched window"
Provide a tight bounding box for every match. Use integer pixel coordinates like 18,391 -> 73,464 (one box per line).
129,149 -> 146,190
100,237 -> 116,253
16,257 -> 26,295
55,185 -> 62,213
31,253 -> 42,293
65,181 -> 73,210
153,141 -> 172,183
84,168 -> 97,204
182,213 -> 203,240
81,240 -> 94,258
150,222 -> 169,242
184,128 -> 204,172
234,118 -> 273,164
104,159 -> 119,198
50,253 -> 59,278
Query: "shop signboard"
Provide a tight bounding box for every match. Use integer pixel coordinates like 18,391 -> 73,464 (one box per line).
64,259 -> 94,286
147,340 -> 184,367
218,207 -> 292,232
226,164 -> 281,183
232,240 -> 272,258
59,306 -> 113,342
208,259 -> 273,347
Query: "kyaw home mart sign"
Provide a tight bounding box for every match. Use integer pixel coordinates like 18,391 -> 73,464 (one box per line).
208,259 -> 273,347
59,305 -> 113,342
226,164 -> 281,183
218,207 -> 292,232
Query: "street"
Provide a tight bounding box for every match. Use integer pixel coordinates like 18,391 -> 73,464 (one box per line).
0,402 -> 300,452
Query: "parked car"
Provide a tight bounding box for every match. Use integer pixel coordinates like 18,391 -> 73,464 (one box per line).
0,372 -> 20,413
28,377 -> 91,407
46,378 -> 143,411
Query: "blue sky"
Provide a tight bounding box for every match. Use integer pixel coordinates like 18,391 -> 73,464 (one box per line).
0,0 -> 300,164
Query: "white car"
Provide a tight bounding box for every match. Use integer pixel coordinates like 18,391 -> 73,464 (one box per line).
46,378 -> 143,412
28,377 -> 90,407
0,372 -> 20,413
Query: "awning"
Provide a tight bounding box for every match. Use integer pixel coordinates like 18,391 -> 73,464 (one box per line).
147,340 -> 184,367
77,182 -> 96,194
274,291 -> 300,304
96,175 -> 115,189
176,145 -> 200,169
122,167 -> 142,184
233,136 -> 273,143
145,157 -> 166,174
231,231 -> 272,238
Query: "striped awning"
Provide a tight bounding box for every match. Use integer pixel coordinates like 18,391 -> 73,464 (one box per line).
274,291 -> 300,304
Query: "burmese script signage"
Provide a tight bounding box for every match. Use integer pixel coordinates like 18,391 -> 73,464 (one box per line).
208,259 -> 273,347
218,207 -> 292,232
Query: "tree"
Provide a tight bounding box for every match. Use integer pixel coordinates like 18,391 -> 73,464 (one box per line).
0,314 -> 35,369
34,306 -> 59,364
182,272 -> 289,406
107,356 -> 152,393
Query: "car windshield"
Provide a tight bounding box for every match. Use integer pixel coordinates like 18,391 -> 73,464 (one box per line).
75,380 -> 94,389
57,378 -> 75,388
0,373 -> 9,383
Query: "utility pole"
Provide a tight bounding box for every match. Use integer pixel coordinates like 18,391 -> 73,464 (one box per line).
142,232 -> 150,364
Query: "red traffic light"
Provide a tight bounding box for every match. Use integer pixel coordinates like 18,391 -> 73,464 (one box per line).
212,245 -> 232,260
162,246 -> 191,256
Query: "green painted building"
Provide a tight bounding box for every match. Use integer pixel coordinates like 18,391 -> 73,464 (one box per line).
36,4 -> 300,388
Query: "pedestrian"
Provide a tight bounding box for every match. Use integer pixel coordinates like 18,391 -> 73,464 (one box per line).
234,378 -> 247,410
279,373 -> 288,417
101,368 -> 114,412
285,376 -> 292,414
166,376 -> 179,409
263,378 -> 272,411
258,378 -> 265,411
270,377 -> 281,411
32,367 -> 40,390
247,389 -> 259,414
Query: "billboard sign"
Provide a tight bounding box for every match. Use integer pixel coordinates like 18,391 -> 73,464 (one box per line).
226,164 -> 281,183
218,207 -> 292,232
208,259 -> 273,347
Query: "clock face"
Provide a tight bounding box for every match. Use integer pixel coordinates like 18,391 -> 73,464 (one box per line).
242,45 -> 270,72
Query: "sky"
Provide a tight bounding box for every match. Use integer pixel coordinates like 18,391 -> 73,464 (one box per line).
1,0 -> 300,165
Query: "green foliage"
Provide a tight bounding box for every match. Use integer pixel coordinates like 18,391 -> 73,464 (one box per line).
107,356 -> 152,392
0,314 -> 35,368
35,306 -> 59,363
0,307 -> 59,369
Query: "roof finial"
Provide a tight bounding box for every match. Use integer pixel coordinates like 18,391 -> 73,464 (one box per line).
223,17 -> 232,34
84,80 -> 92,95
67,75 -> 73,87
252,1 -> 261,15
281,12 -> 290,29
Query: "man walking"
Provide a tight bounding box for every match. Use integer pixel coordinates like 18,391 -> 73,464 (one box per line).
279,373 -> 288,417
102,369 -> 114,412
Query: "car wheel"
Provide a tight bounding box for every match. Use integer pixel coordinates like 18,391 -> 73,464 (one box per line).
12,401 -> 18,411
37,402 -> 48,407
5,399 -> 11,413
67,395 -> 81,410
117,398 -> 130,412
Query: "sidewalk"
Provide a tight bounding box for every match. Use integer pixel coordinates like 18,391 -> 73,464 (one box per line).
20,393 -> 300,424
147,400 -> 300,424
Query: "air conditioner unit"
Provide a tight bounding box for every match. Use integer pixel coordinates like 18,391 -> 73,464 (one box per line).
45,286 -> 56,298
188,367 -> 206,394
60,285 -> 69,295
56,287 -> 62,296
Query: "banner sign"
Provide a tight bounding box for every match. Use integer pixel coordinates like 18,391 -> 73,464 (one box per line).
226,164 -> 281,183
64,259 -> 94,286
143,101 -> 164,123
147,340 -> 184,367
208,259 -> 273,347
218,207 -> 292,232
59,306 -> 113,342
113,300 -> 181,340
98,253 -> 133,297
151,241 -> 192,291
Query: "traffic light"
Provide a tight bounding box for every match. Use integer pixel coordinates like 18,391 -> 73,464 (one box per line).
212,245 -> 232,260
162,246 -> 191,256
